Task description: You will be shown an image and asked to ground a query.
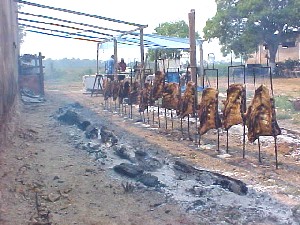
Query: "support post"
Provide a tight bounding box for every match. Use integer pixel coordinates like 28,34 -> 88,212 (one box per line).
38,52 -> 44,96
96,42 -> 99,75
188,9 -> 197,82
114,38 -> 118,78
139,28 -> 145,86
199,41 -> 204,78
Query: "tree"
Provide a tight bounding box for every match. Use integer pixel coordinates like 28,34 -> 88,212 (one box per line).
203,0 -> 300,70
148,20 -> 200,61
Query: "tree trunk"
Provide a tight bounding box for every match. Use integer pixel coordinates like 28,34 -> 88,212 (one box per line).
268,43 -> 278,74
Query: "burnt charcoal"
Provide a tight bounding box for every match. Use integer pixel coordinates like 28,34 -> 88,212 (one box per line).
77,120 -> 91,131
113,146 -> 132,161
57,110 -> 80,125
137,173 -> 159,187
113,163 -> 144,178
213,178 -> 248,195
100,127 -> 118,145
173,160 -> 196,174
85,125 -> 98,139
186,200 -> 206,212
135,151 -> 162,171
135,150 -> 148,158
69,102 -> 83,109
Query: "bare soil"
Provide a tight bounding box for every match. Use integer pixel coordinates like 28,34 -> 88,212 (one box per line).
1,78 -> 300,225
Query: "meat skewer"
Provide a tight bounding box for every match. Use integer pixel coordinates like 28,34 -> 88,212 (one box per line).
222,83 -> 246,130
245,84 -> 281,168
103,78 -> 113,110
197,87 -> 221,135
139,82 -> 152,123
139,83 -> 152,113
129,80 -> 140,118
111,80 -> 120,112
177,81 -> 196,118
150,71 -> 165,127
245,84 -> 281,143
118,80 -> 131,115
176,81 -> 196,138
162,82 -> 180,130
150,71 -> 165,103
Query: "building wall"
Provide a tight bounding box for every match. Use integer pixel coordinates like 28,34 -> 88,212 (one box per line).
0,0 -> 19,144
247,35 -> 300,64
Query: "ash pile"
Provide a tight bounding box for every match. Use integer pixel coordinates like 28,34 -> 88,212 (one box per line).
53,102 -> 299,224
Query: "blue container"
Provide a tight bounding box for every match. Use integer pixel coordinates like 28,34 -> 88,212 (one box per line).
166,72 -> 180,83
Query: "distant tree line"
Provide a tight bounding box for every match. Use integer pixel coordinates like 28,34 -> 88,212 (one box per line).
43,58 -> 103,82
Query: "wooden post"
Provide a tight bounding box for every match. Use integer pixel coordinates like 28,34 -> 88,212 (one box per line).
114,38 -> 118,78
188,9 -> 197,82
154,48 -> 158,73
140,28 -> 145,85
199,41 -> 204,79
96,42 -> 99,75
38,52 -> 44,96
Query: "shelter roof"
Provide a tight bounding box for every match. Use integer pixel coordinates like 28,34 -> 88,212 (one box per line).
100,33 -> 203,50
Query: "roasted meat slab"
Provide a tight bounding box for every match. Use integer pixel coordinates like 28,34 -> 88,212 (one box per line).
245,84 -> 281,142
197,87 -> 221,135
103,78 -> 112,100
177,81 -> 196,118
118,80 -> 130,104
162,82 -> 180,110
150,71 -> 165,103
112,80 -> 120,101
129,81 -> 140,105
139,83 -> 152,112
222,83 -> 246,130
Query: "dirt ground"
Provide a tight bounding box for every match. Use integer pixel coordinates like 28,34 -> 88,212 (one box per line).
1,78 -> 300,225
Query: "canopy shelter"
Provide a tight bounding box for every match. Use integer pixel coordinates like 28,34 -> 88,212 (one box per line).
100,33 -> 202,49
16,0 -> 148,75
17,1 -> 204,84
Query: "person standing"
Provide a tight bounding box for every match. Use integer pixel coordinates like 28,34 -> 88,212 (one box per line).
105,55 -> 115,80
118,58 -> 127,72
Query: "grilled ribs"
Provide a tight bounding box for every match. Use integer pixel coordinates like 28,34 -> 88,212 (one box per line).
112,80 -> 120,101
245,84 -> 281,142
162,82 -> 180,110
150,71 -> 165,103
129,80 -> 140,105
118,80 -> 130,104
198,87 -> 221,135
103,78 -> 112,100
177,81 -> 196,118
139,83 -> 152,112
222,83 -> 246,130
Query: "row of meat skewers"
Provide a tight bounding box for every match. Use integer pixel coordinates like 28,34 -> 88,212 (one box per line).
102,71 -> 281,145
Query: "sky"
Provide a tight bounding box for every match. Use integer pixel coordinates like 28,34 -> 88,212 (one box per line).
19,0 -> 228,62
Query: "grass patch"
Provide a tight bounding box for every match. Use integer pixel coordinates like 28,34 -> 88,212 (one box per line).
276,112 -> 293,120
274,95 -> 295,112
274,95 -> 300,123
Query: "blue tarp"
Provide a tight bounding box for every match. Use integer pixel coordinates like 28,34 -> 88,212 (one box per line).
100,33 -> 203,50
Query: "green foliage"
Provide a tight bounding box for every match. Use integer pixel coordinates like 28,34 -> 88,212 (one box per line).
148,20 -> 200,61
275,95 -> 294,111
203,0 -> 300,64
274,59 -> 300,77
274,95 -> 296,120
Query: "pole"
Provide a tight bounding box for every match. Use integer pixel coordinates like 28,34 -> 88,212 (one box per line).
188,9 -> 197,82
96,43 -> 99,75
140,28 -> 145,85
38,52 -> 44,95
114,38 -> 118,79
154,49 -> 158,73
199,41 -> 204,79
